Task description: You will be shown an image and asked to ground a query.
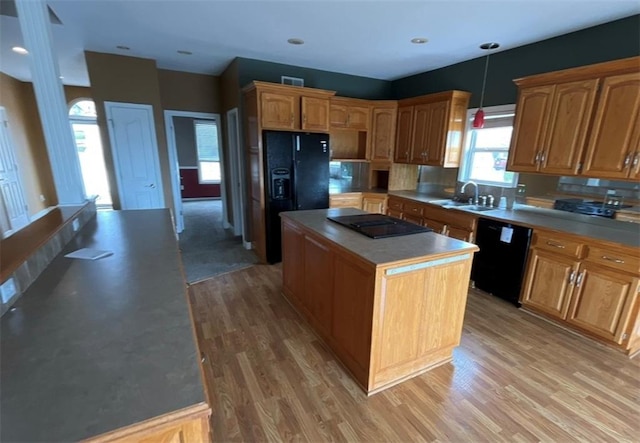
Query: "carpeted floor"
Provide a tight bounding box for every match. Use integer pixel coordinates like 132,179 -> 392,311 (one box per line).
178,200 -> 257,283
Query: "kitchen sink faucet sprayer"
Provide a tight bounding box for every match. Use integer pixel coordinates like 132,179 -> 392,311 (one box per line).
461,181 -> 479,206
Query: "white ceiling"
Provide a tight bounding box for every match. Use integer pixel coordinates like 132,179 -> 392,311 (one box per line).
1,0 -> 638,87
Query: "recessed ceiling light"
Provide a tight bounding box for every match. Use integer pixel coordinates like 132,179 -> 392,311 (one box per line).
411,38 -> 428,44
12,46 -> 28,55
479,42 -> 500,50
116,45 -> 130,51
177,50 -> 192,55
59,76 -> 64,80
287,38 -> 304,45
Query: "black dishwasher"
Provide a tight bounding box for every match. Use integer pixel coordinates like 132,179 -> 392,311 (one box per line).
471,217 -> 532,306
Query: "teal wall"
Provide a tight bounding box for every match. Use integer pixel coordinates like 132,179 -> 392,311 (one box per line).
237,58 -> 392,99
392,15 -> 640,106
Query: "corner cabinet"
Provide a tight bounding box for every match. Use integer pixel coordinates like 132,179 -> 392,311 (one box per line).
243,81 -> 336,262
520,229 -> 640,355
507,56 -> 640,181
394,91 -> 471,168
369,103 -> 398,162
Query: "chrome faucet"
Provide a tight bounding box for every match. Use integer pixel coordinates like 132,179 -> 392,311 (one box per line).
461,181 -> 479,205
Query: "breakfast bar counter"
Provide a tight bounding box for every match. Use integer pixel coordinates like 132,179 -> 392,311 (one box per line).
280,208 -> 478,394
0,210 -> 210,442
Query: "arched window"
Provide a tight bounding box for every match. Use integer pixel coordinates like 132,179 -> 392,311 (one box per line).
68,99 -> 97,120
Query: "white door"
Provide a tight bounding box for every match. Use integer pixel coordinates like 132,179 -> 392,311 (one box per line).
0,107 -> 30,234
105,102 -> 164,210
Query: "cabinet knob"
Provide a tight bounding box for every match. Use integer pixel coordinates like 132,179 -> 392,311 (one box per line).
540,152 -> 546,164
575,271 -> 585,288
602,255 -> 624,264
535,152 -> 541,164
624,152 -> 632,168
632,152 -> 640,168
568,270 -> 576,284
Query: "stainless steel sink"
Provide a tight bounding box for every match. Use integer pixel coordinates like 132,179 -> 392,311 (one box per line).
430,199 -> 470,207
462,205 -> 497,212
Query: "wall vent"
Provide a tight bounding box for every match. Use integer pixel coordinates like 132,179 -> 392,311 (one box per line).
281,76 -> 304,87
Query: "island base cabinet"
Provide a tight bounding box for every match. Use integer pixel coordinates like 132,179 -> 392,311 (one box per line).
281,218 -> 476,394
369,256 -> 472,392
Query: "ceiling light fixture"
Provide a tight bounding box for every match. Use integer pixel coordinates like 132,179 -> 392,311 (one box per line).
411,38 -> 428,44
177,50 -> 192,55
287,38 -> 304,45
12,46 -> 28,55
116,45 -> 130,51
473,42 -> 500,129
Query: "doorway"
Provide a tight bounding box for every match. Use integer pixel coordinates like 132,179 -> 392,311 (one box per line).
68,99 -> 112,208
164,110 -> 256,283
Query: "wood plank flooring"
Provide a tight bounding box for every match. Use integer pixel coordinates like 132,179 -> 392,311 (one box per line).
189,264 -> 640,442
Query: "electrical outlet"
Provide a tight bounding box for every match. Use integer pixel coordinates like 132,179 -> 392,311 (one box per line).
1,278 -> 18,304
72,219 -> 80,232
39,194 -> 46,202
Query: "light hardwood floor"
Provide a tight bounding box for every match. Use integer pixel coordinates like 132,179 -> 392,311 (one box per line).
189,264 -> 640,442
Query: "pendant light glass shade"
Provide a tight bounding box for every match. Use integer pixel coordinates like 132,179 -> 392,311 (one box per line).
472,42 -> 500,129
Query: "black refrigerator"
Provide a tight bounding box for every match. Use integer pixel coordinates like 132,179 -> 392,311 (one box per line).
263,130 -> 330,263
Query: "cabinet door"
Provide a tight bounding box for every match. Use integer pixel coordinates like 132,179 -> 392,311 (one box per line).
282,222 -> 305,305
348,106 -> 371,130
261,92 -> 297,130
370,107 -> 397,161
301,96 -> 330,132
520,249 -> 580,319
362,196 -> 386,214
566,263 -> 639,343
540,79 -> 599,175
387,208 -> 402,218
582,72 -> 640,179
410,104 -> 431,164
329,194 -> 362,209
422,217 -> 446,234
304,236 -> 333,334
394,106 -> 414,163
507,85 -> 555,172
402,213 -> 423,226
446,226 -> 473,242
424,101 -> 449,166
330,104 -> 349,128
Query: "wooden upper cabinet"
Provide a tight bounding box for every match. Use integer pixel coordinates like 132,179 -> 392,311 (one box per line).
370,106 -> 397,162
329,101 -> 370,130
566,262 -> 639,343
540,79 -> 599,175
410,104 -> 431,163
582,72 -> 640,179
394,106 -> 414,163
396,91 -> 470,167
508,85 -> 555,172
424,100 -> 449,166
302,96 -> 330,132
260,91 -> 298,130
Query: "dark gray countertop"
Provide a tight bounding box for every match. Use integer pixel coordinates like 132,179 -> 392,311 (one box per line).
1,210 -> 207,442
281,208 -> 478,266
389,190 -> 640,248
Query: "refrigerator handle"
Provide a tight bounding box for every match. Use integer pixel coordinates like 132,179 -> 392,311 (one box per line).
293,134 -> 300,209
295,134 -> 301,152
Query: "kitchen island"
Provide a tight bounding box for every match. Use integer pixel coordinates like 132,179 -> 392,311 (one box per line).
280,208 -> 479,394
1,210 -> 210,442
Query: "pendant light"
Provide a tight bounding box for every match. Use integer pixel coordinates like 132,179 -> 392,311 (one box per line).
473,42 -> 500,129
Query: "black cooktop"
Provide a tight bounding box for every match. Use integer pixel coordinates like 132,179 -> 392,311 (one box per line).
327,214 -> 432,239
553,198 -> 631,218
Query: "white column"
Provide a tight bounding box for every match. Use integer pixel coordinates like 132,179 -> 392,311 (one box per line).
16,0 -> 86,205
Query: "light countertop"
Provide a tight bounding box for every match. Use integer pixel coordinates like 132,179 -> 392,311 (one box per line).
0,210 -> 206,442
281,208 -> 478,266
389,190 -> 640,248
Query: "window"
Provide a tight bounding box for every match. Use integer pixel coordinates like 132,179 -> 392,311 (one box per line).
458,105 -> 518,187
194,120 -> 220,183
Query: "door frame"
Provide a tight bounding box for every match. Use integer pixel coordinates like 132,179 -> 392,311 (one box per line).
163,110 -> 227,233
105,101 -> 165,210
226,108 -> 248,245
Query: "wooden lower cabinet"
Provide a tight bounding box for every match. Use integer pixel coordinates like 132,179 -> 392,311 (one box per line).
362,194 -> 387,214
521,249 -> 580,319
281,218 -> 476,394
566,262 -> 639,344
329,193 -> 363,209
520,229 -> 640,356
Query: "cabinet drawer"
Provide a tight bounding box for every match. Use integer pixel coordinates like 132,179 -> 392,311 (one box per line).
585,246 -> 640,274
403,201 -> 424,217
387,198 -> 404,211
532,231 -> 585,258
